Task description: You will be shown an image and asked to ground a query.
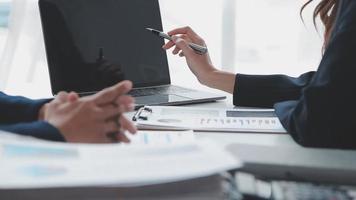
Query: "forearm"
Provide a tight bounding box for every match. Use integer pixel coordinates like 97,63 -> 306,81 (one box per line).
0,92 -> 51,123
199,69 -> 236,94
233,72 -> 315,108
0,122 -> 65,142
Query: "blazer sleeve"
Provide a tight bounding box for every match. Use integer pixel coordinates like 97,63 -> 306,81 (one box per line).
0,92 -> 64,141
0,122 -> 65,142
233,72 -> 315,108
234,3 -> 356,149
0,92 -> 51,124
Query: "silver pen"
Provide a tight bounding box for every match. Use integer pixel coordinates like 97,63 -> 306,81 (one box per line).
146,28 -> 208,55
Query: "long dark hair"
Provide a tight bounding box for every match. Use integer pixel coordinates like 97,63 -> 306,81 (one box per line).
301,0 -> 338,49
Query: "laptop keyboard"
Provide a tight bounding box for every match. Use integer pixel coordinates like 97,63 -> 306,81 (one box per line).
129,85 -> 193,97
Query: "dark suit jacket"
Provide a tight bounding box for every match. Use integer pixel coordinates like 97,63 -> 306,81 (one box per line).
0,92 -> 65,141
234,0 -> 356,149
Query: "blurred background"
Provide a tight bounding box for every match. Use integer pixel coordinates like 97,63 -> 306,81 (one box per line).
0,0 -> 323,98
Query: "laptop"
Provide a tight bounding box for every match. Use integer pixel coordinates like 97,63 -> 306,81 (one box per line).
39,0 -> 226,108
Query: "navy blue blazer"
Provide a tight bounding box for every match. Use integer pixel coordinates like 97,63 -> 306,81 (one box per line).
234,0 -> 356,149
0,92 -> 65,141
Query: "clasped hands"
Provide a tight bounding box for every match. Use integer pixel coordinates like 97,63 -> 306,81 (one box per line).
39,81 -> 137,143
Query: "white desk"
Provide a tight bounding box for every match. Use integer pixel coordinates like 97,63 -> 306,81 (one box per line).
145,97 -> 356,185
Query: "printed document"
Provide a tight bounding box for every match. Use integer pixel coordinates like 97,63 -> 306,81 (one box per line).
134,106 -> 286,133
0,131 -> 240,189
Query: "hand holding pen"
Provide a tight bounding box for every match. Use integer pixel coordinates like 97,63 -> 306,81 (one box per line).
147,27 -> 208,55
160,26 -> 217,84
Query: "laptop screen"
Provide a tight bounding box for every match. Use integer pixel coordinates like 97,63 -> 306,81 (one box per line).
39,0 -> 171,94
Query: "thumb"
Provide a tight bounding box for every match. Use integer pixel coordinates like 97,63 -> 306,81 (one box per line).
172,36 -> 194,57
55,91 -> 69,103
67,92 -> 80,102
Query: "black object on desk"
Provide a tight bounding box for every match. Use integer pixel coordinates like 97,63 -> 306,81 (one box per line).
233,172 -> 356,200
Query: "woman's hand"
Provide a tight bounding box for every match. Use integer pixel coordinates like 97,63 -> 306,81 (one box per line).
162,26 -> 217,85
163,26 -> 236,94
43,81 -> 137,143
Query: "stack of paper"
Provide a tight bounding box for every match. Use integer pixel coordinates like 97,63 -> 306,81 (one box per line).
0,131 -> 240,194
134,106 -> 287,133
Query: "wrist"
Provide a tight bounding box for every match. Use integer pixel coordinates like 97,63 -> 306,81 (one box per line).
47,120 -> 72,142
197,66 -> 219,86
38,103 -> 48,121
198,69 -> 236,94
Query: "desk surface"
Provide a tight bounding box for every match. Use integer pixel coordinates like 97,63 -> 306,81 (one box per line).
189,98 -> 356,185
